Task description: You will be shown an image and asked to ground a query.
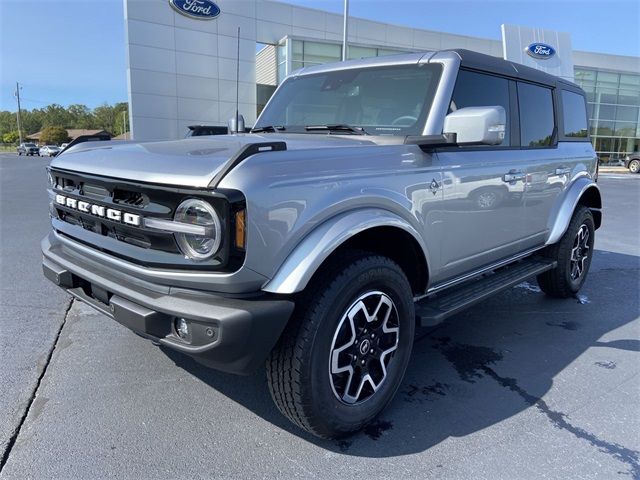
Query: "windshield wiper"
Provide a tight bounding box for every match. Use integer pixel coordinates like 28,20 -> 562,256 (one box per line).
305,124 -> 367,135
251,125 -> 286,133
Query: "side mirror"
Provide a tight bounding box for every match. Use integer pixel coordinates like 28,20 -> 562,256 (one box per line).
443,106 -> 506,146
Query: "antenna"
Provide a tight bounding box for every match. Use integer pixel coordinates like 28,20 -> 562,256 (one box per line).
227,27 -> 244,134
235,26 -> 240,132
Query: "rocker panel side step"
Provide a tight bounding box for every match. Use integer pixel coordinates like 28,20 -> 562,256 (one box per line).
415,258 -> 557,327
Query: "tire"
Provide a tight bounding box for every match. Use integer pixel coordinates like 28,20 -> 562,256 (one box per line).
629,159 -> 640,174
537,206 -> 595,298
18,152 -> 21,156
267,252 -> 415,439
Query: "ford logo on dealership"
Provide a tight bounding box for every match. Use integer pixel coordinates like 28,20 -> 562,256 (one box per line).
169,0 -> 220,20
525,43 -> 556,60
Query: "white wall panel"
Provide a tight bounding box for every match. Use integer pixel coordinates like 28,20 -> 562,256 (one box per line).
175,28 -> 218,57
125,0 -> 173,26
131,117 -> 178,141
130,69 -> 177,96
128,44 -> 176,73
127,19 -> 175,50
176,52 -> 219,78
217,36 -> 257,61
219,80 -> 256,104
131,93 -> 177,119
256,1 -> 292,26
218,58 -> 255,82
177,98 -> 219,122
176,75 -> 219,101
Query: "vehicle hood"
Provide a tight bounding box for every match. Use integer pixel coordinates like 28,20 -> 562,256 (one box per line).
50,134 -> 377,188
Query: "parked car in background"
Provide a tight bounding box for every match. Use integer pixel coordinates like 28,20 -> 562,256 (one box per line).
186,125 -> 228,137
186,125 -> 252,137
624,152 -> 640,173
60,143 -> 69,150
17,143 -> 40,156
39,145 -> 62,157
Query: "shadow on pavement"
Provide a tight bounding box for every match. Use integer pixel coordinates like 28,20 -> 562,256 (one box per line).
163,250 -> 639,476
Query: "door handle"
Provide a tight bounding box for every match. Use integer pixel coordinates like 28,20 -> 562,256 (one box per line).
555,166 -> 571,175
503,171 -> 525,183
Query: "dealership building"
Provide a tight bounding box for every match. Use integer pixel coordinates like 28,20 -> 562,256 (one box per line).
124,0 -> 640,161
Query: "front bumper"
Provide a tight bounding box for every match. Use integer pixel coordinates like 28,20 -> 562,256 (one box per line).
42,231 -> 294,374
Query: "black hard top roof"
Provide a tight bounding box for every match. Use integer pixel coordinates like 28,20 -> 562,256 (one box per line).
446,49 -> 581,90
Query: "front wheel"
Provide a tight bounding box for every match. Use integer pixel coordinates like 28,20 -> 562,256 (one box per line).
267,253 -> 415,438
629,159 -> 640,174
537,206 -> 595,298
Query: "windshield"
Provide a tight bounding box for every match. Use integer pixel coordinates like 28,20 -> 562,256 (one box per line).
255,64 -> 442,136
25,143 -> 36,147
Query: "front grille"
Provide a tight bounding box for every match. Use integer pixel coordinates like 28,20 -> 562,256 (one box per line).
49,168 -> 245,271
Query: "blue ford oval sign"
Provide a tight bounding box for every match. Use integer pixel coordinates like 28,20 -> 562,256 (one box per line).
169,0 -> 220,20
525,43 -> 556,60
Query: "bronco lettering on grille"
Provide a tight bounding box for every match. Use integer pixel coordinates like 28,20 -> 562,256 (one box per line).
55,194 -> 141,227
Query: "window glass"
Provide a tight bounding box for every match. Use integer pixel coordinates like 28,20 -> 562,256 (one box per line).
518,82 -> 555,147
377,48 -> 403,57
615,106 -> 639,122
561,90 -> 588,138
450,70 -> 511,146
598,104 -> 615,120
303,42 -> 341,65
348,46 -> 377,60
617,89 -> 640,106
255,64 -> 442,136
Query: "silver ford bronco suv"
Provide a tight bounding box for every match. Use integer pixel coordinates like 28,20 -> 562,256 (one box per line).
42,49 -> 601,438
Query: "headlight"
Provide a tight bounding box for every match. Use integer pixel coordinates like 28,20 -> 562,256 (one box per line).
46,169 -> 55,188
173,199 -> 222,261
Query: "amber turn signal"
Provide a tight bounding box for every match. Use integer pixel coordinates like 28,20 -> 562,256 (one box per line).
235,209 -> 246,250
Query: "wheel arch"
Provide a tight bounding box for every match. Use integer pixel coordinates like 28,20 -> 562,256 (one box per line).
546,178 -> 602,246
262,209 -> 430,296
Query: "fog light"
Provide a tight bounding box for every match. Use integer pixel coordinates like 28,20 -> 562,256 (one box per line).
175,318 -> 190,340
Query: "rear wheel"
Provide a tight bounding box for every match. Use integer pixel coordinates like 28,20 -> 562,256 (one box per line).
267,252 -> 415,438
537,206 -> 595,298
629,159 -> 640,174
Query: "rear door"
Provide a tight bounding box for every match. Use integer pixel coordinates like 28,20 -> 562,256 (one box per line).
519,83 -> 598,247
436,70 -> 528,282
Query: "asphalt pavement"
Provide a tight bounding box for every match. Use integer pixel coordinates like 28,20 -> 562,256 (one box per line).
0,152 -> 638,479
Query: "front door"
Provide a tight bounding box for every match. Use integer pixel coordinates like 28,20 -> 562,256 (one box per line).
433,69 -> 528,284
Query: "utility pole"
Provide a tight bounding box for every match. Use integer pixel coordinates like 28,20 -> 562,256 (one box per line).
342,0 -> 349,61
122,110 -> 127,138
15,82 -> 23,145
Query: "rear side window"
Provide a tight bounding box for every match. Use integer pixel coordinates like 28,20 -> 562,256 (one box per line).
450,70 -> 511,146
518,82 -> 555,147
561,90 -> 588,138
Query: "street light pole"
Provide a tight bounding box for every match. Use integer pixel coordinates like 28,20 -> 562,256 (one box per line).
342,0 -> 349,61
15,82 -> 23,145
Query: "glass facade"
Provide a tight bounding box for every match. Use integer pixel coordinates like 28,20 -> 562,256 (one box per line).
574,67 -> 640,163
272,38 -> 640,163
277,38 -> 406,83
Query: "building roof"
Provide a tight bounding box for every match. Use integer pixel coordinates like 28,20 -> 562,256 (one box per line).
26,129 -> 110,141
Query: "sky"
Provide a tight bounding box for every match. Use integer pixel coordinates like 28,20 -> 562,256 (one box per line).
1,0 -> 638,111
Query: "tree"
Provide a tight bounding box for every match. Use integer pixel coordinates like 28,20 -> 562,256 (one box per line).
40,126 -> 70,145
93,104 -> 117,133
2,131 -> 20,145
41,104 -> 72,128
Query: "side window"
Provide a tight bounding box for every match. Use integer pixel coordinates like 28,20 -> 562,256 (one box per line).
518,82 -> 555,147
561,90 -> 589,138
450,70 -> 511,146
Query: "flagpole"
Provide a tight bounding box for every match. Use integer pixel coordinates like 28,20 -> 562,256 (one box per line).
342,0 -> 349,61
